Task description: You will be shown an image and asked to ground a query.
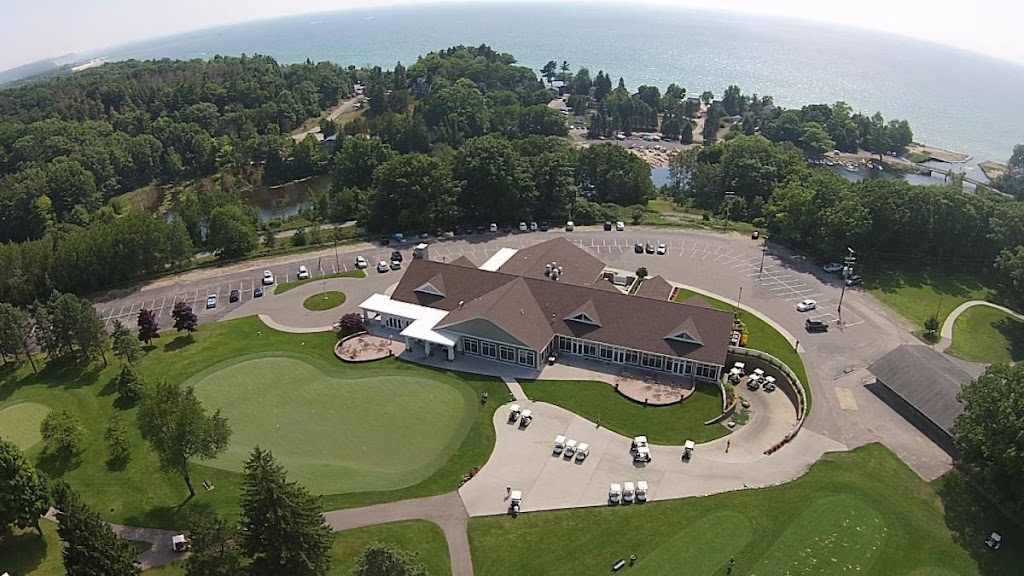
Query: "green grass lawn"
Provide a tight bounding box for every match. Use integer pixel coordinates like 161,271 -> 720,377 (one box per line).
673,288 -> 809,406
519,379 -> 727,444
189,355 -> 475,493
302,290 -> 346,311
468,443 -> 1024,575
0,522 -> 64,576
948,305 -> 1024,364
0,316 -> 506,530
330,520 -> 451,576
864,260 -> 1003,333
275,269 -> 366,294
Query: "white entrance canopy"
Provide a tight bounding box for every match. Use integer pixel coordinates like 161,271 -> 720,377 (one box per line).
479,247 -> 518,271
359,293 -> 457,347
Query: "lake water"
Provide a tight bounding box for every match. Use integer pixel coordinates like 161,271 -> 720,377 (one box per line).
90,3 -> 1024,165
242,175 -> 329,221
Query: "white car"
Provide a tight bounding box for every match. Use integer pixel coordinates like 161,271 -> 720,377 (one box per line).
553,434 -> 566,454
297,265 -> 310,280
376,261 -> 389,273
616,221 -> 625,231
529,221 -> 538,231
796,299 -> 817,312
565,220 -> 574,231
823,262 -> 844,274
575,442 -> 590,461
262,270 -> 274,285
519,222 -> 528,232
609,483 -> 622,504
636,480 -> 648,501
564,438 -> 578,456
656,243 -> 667,255
623,481 -> 635,502
489,223 -> 498,233
355,256 -> 368,269
205,294 -> 217,309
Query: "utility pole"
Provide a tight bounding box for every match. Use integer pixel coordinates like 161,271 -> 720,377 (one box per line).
837,247 -> 856,324
735,286 -> 743,312
334,234 -> 340,272
758,234 -> 769,277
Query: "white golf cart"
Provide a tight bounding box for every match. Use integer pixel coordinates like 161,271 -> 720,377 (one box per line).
623,481 -> 635,503
986,532 -> 1002,550
631,435 -> 648,452
172,533 -> 188,553
553,434 -> 566,454
575,442 -> 590,461
508,404 -> 521,422
519,409 -> 533,427
636,480 -> 649,501
509,489 -> 522,516
609,483 -> 622,504
634,445 -> 652,463
564,438 -> 578,457
683,440 -> 695,460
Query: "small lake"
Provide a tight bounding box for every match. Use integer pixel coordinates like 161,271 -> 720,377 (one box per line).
242,175 -> 330,221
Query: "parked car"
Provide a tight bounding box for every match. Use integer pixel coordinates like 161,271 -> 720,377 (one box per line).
846,274 -> 863,286
206,294 -> 217,309
418,230 -> 430,239
805,318 -> 829,332
616,221 -> 625,231
453,225 -> 463,236
823,262 -> 844,274
656,243 -> 667,255
262,270 -> 275,285
539,221 -> 549,231
504,224 -> 513,233
476,225 -> 486,234
604,220 -> 612,231
634,242 -> 644,254
529,221 -> 538,231
796,299 -> 817,312
565,220 -> 574,231
489,223 -> 498,233
376,261 -> 389,273
391,250 -> 403,262
355,256 -> 368,269
297,265 -> 310,280
390,260 -> 402,270
393,232 -> 406,244
254,286 -> 264,298
752,230 -> 760,240
645,242 -> 655,254
519,222 -> 528,232
229,289 -> 240,303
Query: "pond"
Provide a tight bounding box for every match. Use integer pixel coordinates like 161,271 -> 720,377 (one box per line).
242,175 -> 331,221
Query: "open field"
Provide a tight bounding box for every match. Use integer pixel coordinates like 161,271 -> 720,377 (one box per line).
468,444 -> 1024,575
303,290 -> 346,310
948,305 -> 1024,364
0,316 -> 506,529
519,379 -> 727,444
275,269 -> 365,294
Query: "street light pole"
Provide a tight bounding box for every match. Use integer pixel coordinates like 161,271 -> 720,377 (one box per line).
735,286 -> 743,312
837,247 -> 856,324
758,235 -> 769,277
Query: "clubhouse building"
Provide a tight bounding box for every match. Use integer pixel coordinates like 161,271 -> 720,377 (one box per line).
358,238 -> 732,381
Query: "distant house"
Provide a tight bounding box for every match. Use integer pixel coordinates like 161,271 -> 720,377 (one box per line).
322,134 -> 338,152
412,76 -> 431,97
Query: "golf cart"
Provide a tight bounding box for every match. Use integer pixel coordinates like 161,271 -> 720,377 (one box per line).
683,440 -> 695,460
636,480 -> 649,501
746,373 -> 761,391
553,434 -> 566,454
509,489 -> 522,516
519,409 -> 533,427
623,481 -> 635,503
631,435 -> 648,452
986,532 -> 1002,550
728,367 -> 742,384
172,534 -> 188,553
609,483 -> 622,504
564,438 -> 578,457
634,445 -> 652,463
508,404 -> 521,422
732,361 -> 746,375
575,442 -> 590,461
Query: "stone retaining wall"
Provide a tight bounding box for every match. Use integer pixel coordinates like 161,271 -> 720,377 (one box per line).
727,346 -> 809,453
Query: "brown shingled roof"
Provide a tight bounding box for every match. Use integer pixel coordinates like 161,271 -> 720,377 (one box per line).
448,255 -> 476,268
634,275 -> 673,301
392,259 -> 732,365
497,237 -> 608,287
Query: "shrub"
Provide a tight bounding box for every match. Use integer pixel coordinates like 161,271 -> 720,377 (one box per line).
105,416 -> 131,468
337,313 -> 365,338
41,410 -> 84,455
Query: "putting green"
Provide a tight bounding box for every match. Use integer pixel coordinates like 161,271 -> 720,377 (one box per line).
752,495 -> 886,574
189,356 -> 476,494
0,402 -> 51,450
637,511 -> 752,575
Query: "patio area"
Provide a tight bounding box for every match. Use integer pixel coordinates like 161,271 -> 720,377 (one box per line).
539,355 -> 696,406
335,332 -> 405,362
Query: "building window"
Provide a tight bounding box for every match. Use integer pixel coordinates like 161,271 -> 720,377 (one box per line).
583,342 -> 597,357
625,350 -> 639,366
518,349 -> 535,367
559,336 -> 571,351
464,338 -> 479,355
599,345 -> 614,360
481,341 -> 496,358
500,346 -> 516,363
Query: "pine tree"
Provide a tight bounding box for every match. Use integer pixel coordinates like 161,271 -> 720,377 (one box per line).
104,415 -> 131,468
185,511 -> 244,576
115,364 -> 145,405
172,302 -> 198,334
111,319 -> 141,365
0,439 -> 49,535
240,447 -> 332,576
54,483 -> 140,576
137,308 -> 160,344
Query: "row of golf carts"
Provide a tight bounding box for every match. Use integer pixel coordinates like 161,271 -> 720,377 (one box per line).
631,435 -> 695,462
728,361 -> 777,392
553,435 -> 589,460
609,481 -> 648,503
508,404 -> 533,427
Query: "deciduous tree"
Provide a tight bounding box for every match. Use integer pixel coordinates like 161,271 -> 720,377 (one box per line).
207,205 -> 258,259
337,313 -> 365,337
111,319 -> 141,365
352,542 -> 429,576
172,302 -> 199,334
137,308 -> 160,345
0,302 -> 35,372
0,439 -> 49,535
138,380 -> 231,497
41,409 -> 85,456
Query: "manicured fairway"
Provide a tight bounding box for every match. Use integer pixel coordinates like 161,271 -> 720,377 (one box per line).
0,401 -> 50,449
468,444 -> 1024,575
519,379 -> 727,444
303,290 -> 346,310
190,355 -> 475,493
948,305 -> 1024,364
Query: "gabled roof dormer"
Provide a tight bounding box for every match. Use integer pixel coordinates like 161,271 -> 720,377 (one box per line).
565,300 -> 601,326
414,274 -> 446,297
665,318 -> 703,345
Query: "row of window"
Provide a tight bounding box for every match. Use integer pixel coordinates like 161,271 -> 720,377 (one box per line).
555,335 -> 720,380
463,337 -> 536,367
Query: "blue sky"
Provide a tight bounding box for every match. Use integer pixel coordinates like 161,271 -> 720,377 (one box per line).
1,0 -> 1021,71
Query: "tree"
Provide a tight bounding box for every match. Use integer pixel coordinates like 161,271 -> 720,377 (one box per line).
352,542 -> 429,576
799,122 -> 835,158
104,415 -> 131,468
576,144 -> 654,206
207,204 -> 258,259
368,154 -> 460,232
138,380 -> 231,497
337,313 -> 365,338
54,483 -> 140,576
953,363 -> 1024,510
115,364 -> 145,405
540,60 -> 557,84
110,319 -> 141,365
185,511 -> 245,576
680,120 -> 693,145
41,409 -> 85,456
0,439 -> 49,535
172,301 -> 199,334
0,302 -> 35,372
454,135 -> 535,223
137,308 -> 160,345
636,266 -> 648,280
700,91 -> 714,106
331,137 -> 396,191
240,447 -> 332,576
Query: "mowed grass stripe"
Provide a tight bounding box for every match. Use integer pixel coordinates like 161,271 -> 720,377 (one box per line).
191,356 -> 475,494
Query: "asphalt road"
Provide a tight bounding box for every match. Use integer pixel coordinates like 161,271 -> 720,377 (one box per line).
93,225 -> 952,479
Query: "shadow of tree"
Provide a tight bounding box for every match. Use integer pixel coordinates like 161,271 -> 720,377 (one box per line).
31,357 -> 104,390
122,494 -> 213,530
100,374 -> 119,397
993,317 -> 1024,362
0,527 -> 49,575
163,335 -> 195,353
933,470 -> 1024,575
37,448 -> 84,476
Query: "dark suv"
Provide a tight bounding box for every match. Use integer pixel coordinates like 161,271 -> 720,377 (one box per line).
391,250 -> 403,262
805,318 -> 829,333
634,242 -> 644,254
645,242 -> 655,254
604,220 -> 613,231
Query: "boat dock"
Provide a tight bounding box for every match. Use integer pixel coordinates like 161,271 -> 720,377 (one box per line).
907,144 -> 971,164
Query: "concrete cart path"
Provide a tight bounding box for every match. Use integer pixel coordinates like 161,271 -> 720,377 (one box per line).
940,300 -> 1024,351
323,492 -> 474,576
